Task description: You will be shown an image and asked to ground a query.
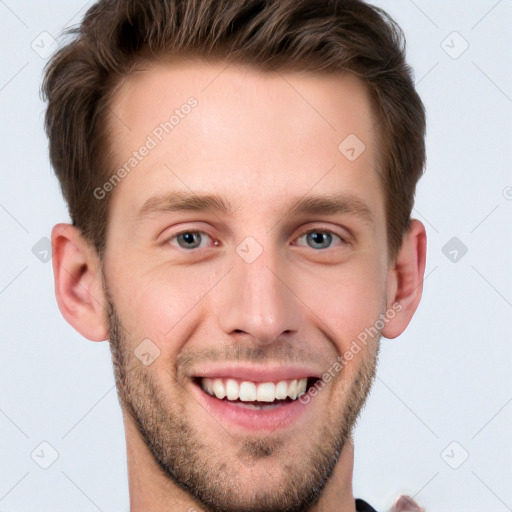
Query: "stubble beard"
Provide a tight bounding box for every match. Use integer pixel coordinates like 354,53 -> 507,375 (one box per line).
104,296 -> 380,512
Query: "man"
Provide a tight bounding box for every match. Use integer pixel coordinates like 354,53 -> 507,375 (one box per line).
43,0 -> 427,510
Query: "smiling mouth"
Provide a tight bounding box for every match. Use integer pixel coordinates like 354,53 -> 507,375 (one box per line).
194,376 -> 318,409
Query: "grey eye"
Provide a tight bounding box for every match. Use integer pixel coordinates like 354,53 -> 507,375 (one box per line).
296,230 -> 342,250
306,231 -> 332,249
171,231 -> 212,250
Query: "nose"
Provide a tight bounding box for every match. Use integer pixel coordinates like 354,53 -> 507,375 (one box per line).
216,242 -> 302,345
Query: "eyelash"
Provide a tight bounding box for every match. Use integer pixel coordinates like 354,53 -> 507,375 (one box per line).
166,228 -> 347,251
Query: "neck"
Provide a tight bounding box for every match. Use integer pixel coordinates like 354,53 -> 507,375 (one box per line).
125,415 -> 356,512
309,438 -> 356,512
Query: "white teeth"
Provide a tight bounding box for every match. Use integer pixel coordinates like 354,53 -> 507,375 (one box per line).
275,380 -> 288,400
239,381 -> 257,401
225,378 -> 239,400
212,379 -> 226,399
202,377 -> 213,395
199,377 -> 309,402
288,380 -> 298,400
297,378 -> 307,396
256,382 -> 275,402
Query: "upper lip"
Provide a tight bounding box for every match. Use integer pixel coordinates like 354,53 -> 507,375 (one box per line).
191,364 -> 321,382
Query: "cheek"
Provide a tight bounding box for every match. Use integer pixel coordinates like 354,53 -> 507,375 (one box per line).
295,258 -> 386,355
111,259 -> 225,347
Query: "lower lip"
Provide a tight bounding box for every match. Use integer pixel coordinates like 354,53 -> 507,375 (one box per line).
192,382 -> 312,432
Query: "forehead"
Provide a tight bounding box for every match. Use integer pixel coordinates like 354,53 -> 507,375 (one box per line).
109,59 -> 376,146
105,59 -> 382,222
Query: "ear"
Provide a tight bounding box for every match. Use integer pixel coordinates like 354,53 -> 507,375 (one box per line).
382,219 -> 427,339
51,223 -> 108,341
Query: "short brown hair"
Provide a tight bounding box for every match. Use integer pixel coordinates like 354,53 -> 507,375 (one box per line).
42,0 -> 425,260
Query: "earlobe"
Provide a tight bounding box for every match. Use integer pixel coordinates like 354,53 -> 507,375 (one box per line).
51,223 -> 109,342
382,219 -> 427,339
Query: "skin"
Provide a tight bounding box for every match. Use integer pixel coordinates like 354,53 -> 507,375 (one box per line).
51,60 -> 427,512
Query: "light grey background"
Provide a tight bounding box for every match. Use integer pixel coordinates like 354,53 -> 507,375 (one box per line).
1,1 -> 511,511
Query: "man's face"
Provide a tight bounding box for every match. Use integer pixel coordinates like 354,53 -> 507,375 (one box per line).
102,61 -> 391,511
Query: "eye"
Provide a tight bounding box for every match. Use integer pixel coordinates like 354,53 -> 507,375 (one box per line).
294,229 -> 345,250
167,230 -> 218,250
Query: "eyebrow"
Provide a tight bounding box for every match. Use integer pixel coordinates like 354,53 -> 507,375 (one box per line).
137,191 -> 233,219
287,193 -> 373,224
136,190 -> 373,224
